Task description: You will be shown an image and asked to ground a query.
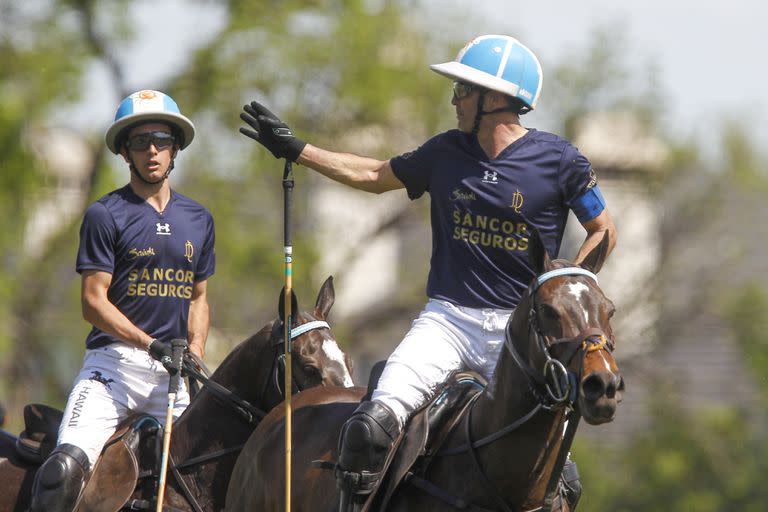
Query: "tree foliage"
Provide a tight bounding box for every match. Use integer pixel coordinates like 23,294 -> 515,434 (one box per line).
576,397 -> 768,512
1,4 -> 766,510
0,0 -> 449,429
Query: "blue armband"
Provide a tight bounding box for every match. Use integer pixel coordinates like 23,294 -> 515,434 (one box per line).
571,185 -> 606,223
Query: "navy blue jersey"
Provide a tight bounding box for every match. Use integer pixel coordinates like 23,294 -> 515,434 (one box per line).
76,185 -> 215,349
391,128 -> 602,309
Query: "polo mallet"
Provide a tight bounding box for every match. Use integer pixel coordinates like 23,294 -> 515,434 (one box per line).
155,338 -> 187,512
282,160 -> 295,512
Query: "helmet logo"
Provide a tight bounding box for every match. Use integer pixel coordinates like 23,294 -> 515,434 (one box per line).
138,90 -> 158,100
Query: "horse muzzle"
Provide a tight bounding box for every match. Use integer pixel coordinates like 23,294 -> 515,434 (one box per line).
579,371 -> 625,424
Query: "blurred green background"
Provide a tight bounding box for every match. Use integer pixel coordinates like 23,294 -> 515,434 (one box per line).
1,1 -> 766,510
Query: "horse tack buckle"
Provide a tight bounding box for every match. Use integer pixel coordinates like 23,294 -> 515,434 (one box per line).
543,359 -> 571,404
582,334 -> 608,353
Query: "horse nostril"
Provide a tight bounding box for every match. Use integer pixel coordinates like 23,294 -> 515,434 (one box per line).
581,374 -> 606,401
615,375 -> 626,402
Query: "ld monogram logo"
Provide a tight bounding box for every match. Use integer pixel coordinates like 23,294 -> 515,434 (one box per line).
510,190 -> 524,213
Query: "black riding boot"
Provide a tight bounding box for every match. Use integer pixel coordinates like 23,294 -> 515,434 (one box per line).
30,443 -> 90,512
561,457 -> 582,511
336,401 -> 400,512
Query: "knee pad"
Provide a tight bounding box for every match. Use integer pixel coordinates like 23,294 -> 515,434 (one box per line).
338,401 -> 400,475
561,458 -> 582,511
30,443 -> 90,512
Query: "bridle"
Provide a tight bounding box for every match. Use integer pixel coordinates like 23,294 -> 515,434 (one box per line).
156,317 -> 332,512
413,267 -> 616,512
513,267 -> 615,409
268,317 -> 331,397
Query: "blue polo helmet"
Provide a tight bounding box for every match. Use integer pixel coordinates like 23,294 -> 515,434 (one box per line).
105,90 -> 195,154
430,35 -> 543,111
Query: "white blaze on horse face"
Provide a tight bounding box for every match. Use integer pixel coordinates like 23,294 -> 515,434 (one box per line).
567,282 -> 591,324
323,340 -> 355,387
597,353 -> 614,373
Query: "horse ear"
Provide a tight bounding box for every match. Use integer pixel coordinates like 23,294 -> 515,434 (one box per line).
579,231 -> 610,274
315,276 -> 335,319
528,227 -> 553,274
278,286 -> 300,322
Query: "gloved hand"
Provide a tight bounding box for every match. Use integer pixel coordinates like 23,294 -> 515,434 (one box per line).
239,101 -> 306,162
148,339 -> 180,374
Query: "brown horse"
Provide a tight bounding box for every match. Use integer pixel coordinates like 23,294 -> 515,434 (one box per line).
0,276 -> 353,512
225,232 -> 624,511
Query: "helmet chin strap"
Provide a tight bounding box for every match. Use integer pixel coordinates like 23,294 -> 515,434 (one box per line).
472,90 -> 522,134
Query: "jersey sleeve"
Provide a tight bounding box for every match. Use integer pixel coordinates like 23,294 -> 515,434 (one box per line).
76,202 -> 117,274
194,211 -> 216,281
390,135 -> 442,200
559,144 -> 605,222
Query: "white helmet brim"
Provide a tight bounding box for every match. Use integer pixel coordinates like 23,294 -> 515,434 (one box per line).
430,35 -> 543,110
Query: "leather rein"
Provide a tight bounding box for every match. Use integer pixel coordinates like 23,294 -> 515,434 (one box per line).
411,268 -> 614,512
166,319 -> 331,512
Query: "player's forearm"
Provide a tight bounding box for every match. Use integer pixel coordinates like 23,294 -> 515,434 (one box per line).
574,210 -> 617,266
82,298 -> 153,350
297,144 -> 398,193
187,296 -> 210,359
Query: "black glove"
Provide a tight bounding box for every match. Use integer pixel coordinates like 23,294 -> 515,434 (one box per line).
239,101 -> 306,162
148,339 -> 179,374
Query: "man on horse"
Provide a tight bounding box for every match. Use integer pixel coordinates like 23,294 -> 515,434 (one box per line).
30,90 -> 216,512
238,34 -> 616,511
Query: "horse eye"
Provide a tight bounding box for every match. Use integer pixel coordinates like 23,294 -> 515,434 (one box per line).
303,366 -> 320,378
539,304 -> 559,320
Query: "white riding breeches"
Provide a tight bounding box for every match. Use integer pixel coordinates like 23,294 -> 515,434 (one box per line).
57,343 -> 189,466
371,299 -> 512,428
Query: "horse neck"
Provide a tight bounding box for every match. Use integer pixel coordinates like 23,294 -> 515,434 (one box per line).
467,313 -> 569,504
473,341 -> 546,433
171,329 -> 276,456
165,330 -> 278,509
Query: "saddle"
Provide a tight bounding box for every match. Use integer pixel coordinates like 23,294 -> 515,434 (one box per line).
77,415 -> 161,512
13,404 -> 162,512
15,403 -> 62,464
361,371 -> 486,512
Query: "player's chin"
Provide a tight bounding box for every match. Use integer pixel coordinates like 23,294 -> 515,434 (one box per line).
143,167 -> 167,179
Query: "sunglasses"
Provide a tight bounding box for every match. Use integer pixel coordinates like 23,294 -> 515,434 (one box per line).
452,81 -> 477,100
126,131 -> 176,151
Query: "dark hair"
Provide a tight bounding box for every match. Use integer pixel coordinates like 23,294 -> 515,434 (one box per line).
116,121 -> 183,151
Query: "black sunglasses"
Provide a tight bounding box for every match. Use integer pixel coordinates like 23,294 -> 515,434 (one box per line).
126,131 -> 176,151
452,81 -> 477,100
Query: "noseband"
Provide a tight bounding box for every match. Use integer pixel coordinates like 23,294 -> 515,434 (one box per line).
508,267 -> 615,409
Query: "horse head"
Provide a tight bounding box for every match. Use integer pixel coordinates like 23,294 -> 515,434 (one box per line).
202,276 -> 353,418
277,276 -> 354,390
508,229 -> 624,425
